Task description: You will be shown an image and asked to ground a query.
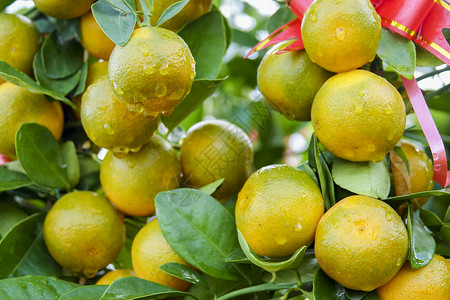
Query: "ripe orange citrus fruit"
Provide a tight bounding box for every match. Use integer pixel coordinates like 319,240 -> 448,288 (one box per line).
100,135 -> 181,217
180,119 -> 253,202
311,70 -> 406,162
131,218 -> 191,291
301,0 -> 381,73
81,77 -> 159,155
0,13 -> 40,85
108,26 -> 195,118
43,191 -> 126,278
377,254 -> 450,300
80,11 -> 116,60
315,195 -> 409,291
96,269 -> 135,285
235,164 -> 324,258
0,82 -> 64,159
33,0 -> 95,19
257,41 -> 333,121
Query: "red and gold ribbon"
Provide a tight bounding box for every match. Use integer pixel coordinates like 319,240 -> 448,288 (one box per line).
246,0 -> 450,187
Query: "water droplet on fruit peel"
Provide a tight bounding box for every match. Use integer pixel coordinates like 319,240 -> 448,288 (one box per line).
276,236 -> 287,245
372,226 -> 379,240
335,27 -> 346,41
354,102 -> 364,113
386,210 -> 393,222
115,87 -> 124,96
310,10 -> 318,22
170,89 -> 186,100
154,83 -> 167,97
104,123 -> 115,135
384,103 -> 393,115
84,268 -> 98,278
294,223 -> 302,232
139,46 -> 149,57
144,63 -> 156,75
367,144 -> 376,152
162,109 -> 173,116
130,146 -> 142,153
396,257 -> 403,267
387,130 -> 395,141
358,88 -> 365,98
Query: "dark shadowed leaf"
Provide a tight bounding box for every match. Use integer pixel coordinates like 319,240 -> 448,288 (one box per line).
0,167 -> 32,191
407,205 -> 436,269
159,262 -> 209,289
61,141 -> 80,188
313,269 -> 347,300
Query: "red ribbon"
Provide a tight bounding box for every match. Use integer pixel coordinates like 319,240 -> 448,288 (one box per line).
246,0 -> 450,188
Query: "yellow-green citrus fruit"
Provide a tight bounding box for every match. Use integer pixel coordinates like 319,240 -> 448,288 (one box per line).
0,82 -> 64,159
235,164 -> 324,258
0,202 -> 28,239
301,0 -> 381,73
108,27 -> 196,118
81,77 -> 159,155
100,136 -> 181,217
80,11 -> 116,60
131,218 -> 191,291
315,195 -> 409,291
180,119 -> 253,202
0,13 -> 40,84
377,254 -> 450,300
43,191 -> 126,278
33,0 -> 95,19
96,269 -> 136,285
257,42 -> 333,121
311,70 -> 406,162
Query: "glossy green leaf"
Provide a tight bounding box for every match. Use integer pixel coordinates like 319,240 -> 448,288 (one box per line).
313,269 -> 347,300
0,167 -> 32,191
72,62 -> 88,97
419,208 -> 443,232
159,262 -> 209,289
41,32 -> 84,79
16,123 -> 70,190
179,10 -> 227,79
157,0 -> 190,27
383,190 -> 450,201
60,285 -> 108,300
0,276 -> 78,299
199,178 -> 224,195
0,214 -> 60,279
61,141 -> 80,189
313,136 -> 335,210
0,0 -> 15,12
363,291 -> 381,300
392,145 -> 409,172
225,248 -> 250,264
155,189 -> 246,281
407,205 -> 436,269
33,50 -> 81,96
439,224 -> 450,242
113,237 -> 133,269
346,289 -> 368,300
99,277 -> 191,299
217,282 -> 295,300
445,205 -> 450,223
377,28 -> 416,79
237,230 -> 306,273
0,60 -> 76,109
55,18 -> 81,42
92,0 -> 136,47
161,78 -> 224,131
267,5 -> 296,33
332,158 -> 390,199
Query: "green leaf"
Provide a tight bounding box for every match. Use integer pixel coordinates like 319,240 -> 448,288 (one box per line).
346,288 -> 368,300
419,208 -> 443,232
0,0 -> 15,12
41,32 -> 84,79
0,60 -> 76,109
313,135 -> 335,210
216,282 -> 295,300
267,5 -> 296,33
0,167 -> 32,191
445,206 -> 450,223
0,214 -> 60,279
383,190 -> 450,201
60,285 -> 108,300
225,248 -> 250,264
157,0 -> 190,27
99,277 -> 191,299
362,291 -> 380,300
16,123 -> 70,190
332,158 -> 391,199
313,269 -> 347,300
61,141 -> 80,189
105,0 -> 136,12
178,10 -> 227,79
137,0 -> 151,26
199,178 -> 224,195
439,224 -> 450,243
55,18 -> 81,42
407,205 -> 436,269
377,28 -> 416,79
155,188 -> 246,281
0,276 -> 79,299
159,262 -> 209,289
72,62 -> 88,97
161,78 -> 225,131
392,146 -> 409,172
113,237 -> 133,269
92,0 -> 136,46
33,50 -> 81,96
237,230 -> 306,273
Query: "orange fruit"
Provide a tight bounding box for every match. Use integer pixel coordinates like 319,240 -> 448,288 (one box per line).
96,269 -> 135,285
108,27 -> 195,118
235,164 -> 324,258
315,195 -> 409,291
180,119 -> 253,202
43,191 -> 126,278
131,218 -> 191,291
0,82 -> 64,159
301,0 -> 381,73
257,41 -> 333,121
80,11 -> 116,60
311,70 -> 406,162
377,254 -> 450,300
33,0 -> 95,19
100,135 -> 181,217
0,13 -> 40,85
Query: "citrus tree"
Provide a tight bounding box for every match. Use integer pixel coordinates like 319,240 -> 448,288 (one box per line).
0,0 -> 449,299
